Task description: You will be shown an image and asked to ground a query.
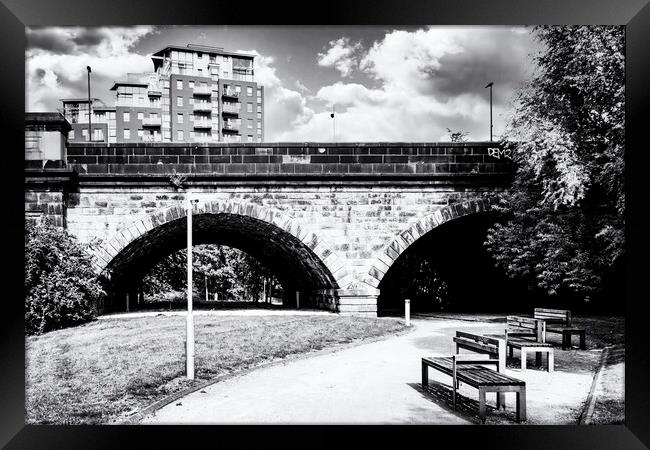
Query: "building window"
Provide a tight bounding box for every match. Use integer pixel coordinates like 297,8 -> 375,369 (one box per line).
223,71 -> 229,78
257,137 -> 262,143
257,88 -> 261,97
257,112 -> 262,120
257,129 -> 262,135
247,103 -> 253,113
189,131 -> 195,140
94,129 -> 103,141
124,129 -> 130,139
177,96 -> 183,107
81,129 -> 88,138
247,87 -> 253,97
189,114 -> 194,122
177,80 -> 183,89
177,130 -> 184,141
235,85 -> 241,93
257,96 -> 262,104
109,128 -> 116,137
257,121 -> 261,129
163,130 -> 171,139
138,129 -> 144,138
123,112 -> 130,122
189,97 -> 194,105
247,119 -> 253,129
150,113 -> 158,119
189,81 -> 195,89
137,112 -> 144,120
177,113 -> 184,124
69,130 -> 75,140
247,135 -> 253,142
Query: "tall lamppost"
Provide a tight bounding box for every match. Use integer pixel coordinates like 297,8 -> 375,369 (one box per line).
86,66 -> 92,142
485,82 -> 493,142
330,105 -> 336,142
186,196 -> 198,380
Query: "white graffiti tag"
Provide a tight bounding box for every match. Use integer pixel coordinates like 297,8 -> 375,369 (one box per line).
487,147 -> 513,160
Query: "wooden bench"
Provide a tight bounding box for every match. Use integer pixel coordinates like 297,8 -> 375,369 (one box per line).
487,316 -> 554,372
453,331 -> 506,372
534,308 -> 586,350
422,355 -> 526,423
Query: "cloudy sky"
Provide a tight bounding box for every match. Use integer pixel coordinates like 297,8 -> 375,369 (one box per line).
25,25 -> 540,141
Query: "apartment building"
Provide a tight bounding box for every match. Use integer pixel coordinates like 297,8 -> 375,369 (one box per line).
59,98 -> 116,143
64,44 -> 264,144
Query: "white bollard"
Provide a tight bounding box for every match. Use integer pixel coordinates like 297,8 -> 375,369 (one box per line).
405,299 -> 411,327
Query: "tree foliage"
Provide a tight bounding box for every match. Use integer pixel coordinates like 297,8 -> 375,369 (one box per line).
25,218 -> 104,335
485,26 -> 624,301
142,244 -> 281,302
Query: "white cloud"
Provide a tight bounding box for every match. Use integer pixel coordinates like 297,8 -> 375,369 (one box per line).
26,27 -> 157,111
283,26 -> 534,141
317,37 -> 362,77
238,50 -> 315,139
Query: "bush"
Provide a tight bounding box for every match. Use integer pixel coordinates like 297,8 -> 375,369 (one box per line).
25,217 -> 104,335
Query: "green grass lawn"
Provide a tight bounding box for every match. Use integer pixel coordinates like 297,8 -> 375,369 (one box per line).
26,314 -> 407,424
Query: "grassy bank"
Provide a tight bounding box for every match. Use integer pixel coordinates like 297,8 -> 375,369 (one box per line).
26,314 -> 406,424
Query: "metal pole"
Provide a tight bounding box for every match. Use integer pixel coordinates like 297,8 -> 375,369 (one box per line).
405,299 -> 411,327
331,105 -> 335,142
86,66 -> 92,142
489,85 -> 493,142
296,291 -> 300,310
485,82 -> 493,142
186,197 -> 195,380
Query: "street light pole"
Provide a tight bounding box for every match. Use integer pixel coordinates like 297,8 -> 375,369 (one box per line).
485,82 -> 493,141
330,105 -> 335,142
86,66 -> 92,142
186,196 -> 195,380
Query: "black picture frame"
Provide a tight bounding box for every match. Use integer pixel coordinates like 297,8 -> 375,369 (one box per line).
3,0 -> 649,448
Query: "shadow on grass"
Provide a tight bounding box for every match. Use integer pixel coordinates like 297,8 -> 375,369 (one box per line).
407,381 -> 521,424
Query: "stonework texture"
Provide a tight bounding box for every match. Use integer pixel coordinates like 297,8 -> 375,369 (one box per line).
26,142 -> 514,315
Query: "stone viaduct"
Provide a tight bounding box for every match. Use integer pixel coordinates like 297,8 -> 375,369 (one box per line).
25,123 -> 514,316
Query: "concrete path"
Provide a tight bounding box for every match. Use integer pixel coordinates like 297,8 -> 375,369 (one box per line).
142,317 -> 598,425
143,319 -> 502,424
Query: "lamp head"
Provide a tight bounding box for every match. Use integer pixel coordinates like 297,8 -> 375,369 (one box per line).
485,82 -> 493,88
87,66 -> 91,73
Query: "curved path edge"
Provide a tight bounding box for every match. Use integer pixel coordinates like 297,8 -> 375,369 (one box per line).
124,325 -> 415,424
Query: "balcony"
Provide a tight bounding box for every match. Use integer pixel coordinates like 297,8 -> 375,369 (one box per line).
193,103 -> 213,112
148,90 -> 162,97
221,104 -> 241,115
193,120 -> 212,129
193,85 -> 211,96
222,88 -> 239,100
222,122 -> 240,133
142,117 -> 162,127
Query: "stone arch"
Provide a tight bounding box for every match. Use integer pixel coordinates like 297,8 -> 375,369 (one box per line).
89,199 -> 345,292
363,198 -> 492,288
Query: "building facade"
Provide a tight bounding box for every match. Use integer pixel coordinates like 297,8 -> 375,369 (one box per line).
64,44 -> 264,144
59,98 -> 115,144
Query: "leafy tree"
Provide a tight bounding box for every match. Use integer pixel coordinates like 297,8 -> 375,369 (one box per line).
142,244 -> 281,303
484,26 -> 624,303
446,128 -> 470,142
25,217 -> 104,334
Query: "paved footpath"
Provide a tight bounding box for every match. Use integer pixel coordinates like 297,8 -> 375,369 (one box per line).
143,319 -> 508,424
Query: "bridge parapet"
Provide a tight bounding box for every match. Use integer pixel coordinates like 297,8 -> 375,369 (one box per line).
62,142 -> 514,180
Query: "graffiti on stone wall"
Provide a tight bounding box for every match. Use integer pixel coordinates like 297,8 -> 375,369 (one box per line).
487,147 -> 513,160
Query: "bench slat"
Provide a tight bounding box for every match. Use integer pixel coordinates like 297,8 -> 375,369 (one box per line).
422,357 -> 525,387
453,337 -> 498,355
